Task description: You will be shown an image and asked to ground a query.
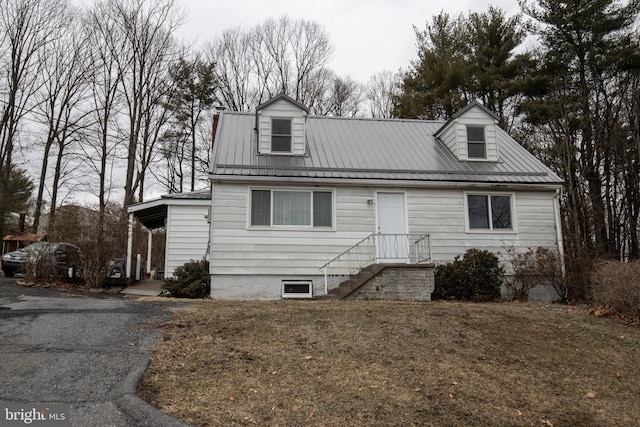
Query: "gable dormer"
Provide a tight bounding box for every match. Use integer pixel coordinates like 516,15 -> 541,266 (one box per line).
256,93 -> 309,155
435,101 -> 500,162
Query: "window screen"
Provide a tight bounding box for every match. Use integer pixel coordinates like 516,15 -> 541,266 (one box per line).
467,126 -> 486,159
273,191 -> 311,226
251,190 -> 271,226
467,194 -> 513,231
468,194 -> 490,229
272,119 -> 292,152
251,190 -> 333,227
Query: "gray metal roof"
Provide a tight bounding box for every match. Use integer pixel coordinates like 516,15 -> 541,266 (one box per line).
210,111 -> 563,186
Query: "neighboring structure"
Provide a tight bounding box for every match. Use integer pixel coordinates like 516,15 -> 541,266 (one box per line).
126,189 -> 211,280
2,234 -> 47,254
208,93 -> 564,300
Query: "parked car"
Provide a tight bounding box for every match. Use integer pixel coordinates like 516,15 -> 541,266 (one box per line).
2,242 -> 83,279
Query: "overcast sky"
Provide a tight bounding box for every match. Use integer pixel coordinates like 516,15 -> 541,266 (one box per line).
175,0 -> 524,83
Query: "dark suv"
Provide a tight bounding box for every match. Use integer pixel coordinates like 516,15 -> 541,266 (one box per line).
2,242 -> 83,279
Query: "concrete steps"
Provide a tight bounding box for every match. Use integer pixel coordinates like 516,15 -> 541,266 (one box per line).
318,264 -> 387,300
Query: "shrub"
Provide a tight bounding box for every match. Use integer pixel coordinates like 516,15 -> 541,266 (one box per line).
590,260 -> 640,321
504,246 -> 566,302
162,259 -> 210,298
433,248 -> 504,301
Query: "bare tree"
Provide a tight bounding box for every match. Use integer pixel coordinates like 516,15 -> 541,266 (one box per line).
0,0 -> 67,237
315,74 -> 363,117
96,0 -> 184,206
366,70 -> 401,118
207,16 -> 335,111
72,0 -> 128,278
32,7 -> 93,234
207,27 -> 259,112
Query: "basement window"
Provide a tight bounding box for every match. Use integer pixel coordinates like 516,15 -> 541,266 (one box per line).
282,280 -> 313,299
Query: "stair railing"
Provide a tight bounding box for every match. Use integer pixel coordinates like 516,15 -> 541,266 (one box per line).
320,233 -> 431,294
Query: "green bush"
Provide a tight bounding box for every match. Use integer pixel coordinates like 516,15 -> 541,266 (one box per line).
162,259 -> 210,298
433,248 -> 504,301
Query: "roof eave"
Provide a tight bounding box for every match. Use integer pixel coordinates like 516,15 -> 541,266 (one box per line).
209,173 -> 564,191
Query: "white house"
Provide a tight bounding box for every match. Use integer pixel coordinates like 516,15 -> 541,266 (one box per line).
208,93 -> 564,300
126,189 -> 211,279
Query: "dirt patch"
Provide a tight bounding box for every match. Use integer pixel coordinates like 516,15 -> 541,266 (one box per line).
138,300 -> 640,426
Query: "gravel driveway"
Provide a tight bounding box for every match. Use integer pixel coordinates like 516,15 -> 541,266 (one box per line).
0,277 -> 191,427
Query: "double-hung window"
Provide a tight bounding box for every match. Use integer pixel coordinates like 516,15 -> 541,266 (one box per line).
467,126 -> 486,159
271,118 -> 292,152
251,189 -> 333,228
467,193 -> 513,231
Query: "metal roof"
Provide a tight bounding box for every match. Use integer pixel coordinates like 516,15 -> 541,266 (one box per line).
210,112 -> 563,186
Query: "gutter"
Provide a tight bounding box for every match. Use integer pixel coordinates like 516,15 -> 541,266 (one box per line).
208,174 -> 564,192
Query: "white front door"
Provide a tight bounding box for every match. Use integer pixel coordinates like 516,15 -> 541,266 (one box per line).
377,192 -> 407,263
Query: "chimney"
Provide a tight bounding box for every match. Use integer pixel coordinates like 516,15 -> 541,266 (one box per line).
211,108 -> 223,148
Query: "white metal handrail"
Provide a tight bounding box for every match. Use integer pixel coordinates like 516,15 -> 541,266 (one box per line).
320,233 -> 431,294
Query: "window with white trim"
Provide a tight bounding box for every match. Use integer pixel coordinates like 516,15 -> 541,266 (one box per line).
467,126 -> 486,159
250,189 -> 333,228
282,280 -> 313,298
271,118 -> 292,152
467,193 -> 513,231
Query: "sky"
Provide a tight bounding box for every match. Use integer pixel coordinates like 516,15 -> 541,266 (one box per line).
175,0 -> 523,84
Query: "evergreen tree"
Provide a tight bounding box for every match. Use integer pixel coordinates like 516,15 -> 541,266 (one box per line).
519,0 -> 640,297
395,6 -> 530,127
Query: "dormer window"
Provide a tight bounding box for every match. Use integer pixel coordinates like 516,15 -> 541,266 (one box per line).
434,101 -> 499,162
256,93 -> 308,155
467,126 -> 486,159
272,118 -> 292,152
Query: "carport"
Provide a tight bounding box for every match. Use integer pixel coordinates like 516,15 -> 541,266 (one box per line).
125,189 -> 211,281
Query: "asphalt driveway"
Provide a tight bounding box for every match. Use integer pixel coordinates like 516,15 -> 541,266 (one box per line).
0,277 -> 191,427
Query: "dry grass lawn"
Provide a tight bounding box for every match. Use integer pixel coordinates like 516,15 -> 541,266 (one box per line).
138,300 -> 640,426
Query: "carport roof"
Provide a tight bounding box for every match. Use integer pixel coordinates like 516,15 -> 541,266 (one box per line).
127,189 -> 210,230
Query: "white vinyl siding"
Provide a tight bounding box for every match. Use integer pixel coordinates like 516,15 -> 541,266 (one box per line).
164,203 -> 210,278
210,184 -> 560,277
210,183 -> 374,276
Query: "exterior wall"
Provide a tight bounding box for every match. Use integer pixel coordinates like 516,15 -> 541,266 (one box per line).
257,99 -> 306,155
209,182 -> 561,299
165,204 -> 210,278
210,274 -> 325,300
408,188 -> 560,265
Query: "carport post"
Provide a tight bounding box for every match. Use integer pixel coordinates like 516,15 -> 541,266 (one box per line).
146,230 -> 152,276
126,213 -> 134,279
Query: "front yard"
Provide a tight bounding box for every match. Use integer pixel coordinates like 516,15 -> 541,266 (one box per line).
138,300 -> 640,426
